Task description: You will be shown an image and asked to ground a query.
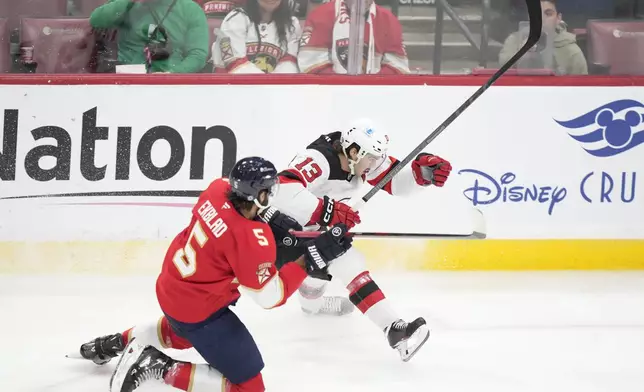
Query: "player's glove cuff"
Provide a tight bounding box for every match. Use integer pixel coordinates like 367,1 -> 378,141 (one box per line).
303,224 -> 353,281
412,153 -> 452,187
260,207 -> 305,269
310,196 -> 334,226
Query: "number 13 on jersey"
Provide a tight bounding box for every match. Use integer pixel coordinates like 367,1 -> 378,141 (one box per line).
294,157 -> 323,183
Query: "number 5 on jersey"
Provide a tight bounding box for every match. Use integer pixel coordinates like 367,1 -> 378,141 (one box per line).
254,228 -> 269,246
173,224 -> 270,278
294,157 -> 323,183
173,221 -> 209,278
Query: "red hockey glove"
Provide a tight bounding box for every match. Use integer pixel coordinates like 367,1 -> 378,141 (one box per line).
411,153 -> 452,187
310,196 -> 361,230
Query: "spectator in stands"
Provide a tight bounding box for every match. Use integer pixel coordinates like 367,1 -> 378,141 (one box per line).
90,0 -> 209,72
499,0 -> 588,74
68,0 -> 79,14
212,0 -> 301,73
297,0 -> 409,74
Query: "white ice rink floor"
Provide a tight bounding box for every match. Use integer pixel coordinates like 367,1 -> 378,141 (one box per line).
2,271 -> 644,392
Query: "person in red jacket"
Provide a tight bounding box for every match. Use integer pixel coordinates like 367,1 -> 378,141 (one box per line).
77,157 -> 352,392
297,0 -> 409,74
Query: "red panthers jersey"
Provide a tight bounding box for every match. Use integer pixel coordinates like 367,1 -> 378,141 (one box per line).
156,178 -> 307,323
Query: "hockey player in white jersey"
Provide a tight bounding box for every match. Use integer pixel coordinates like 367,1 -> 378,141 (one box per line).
271,118 -> 452,361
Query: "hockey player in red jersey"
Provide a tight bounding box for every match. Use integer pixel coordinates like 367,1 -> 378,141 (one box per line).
271,118 -> 452,361
79,157 -> 353,392
297,0 -> 409,74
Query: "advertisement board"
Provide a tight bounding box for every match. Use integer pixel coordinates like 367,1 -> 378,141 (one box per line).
1,79 -> 643,271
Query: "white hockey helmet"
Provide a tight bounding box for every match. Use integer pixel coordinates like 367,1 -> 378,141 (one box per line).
340,118 -> 390,175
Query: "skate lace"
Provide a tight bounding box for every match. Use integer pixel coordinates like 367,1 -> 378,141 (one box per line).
323,297 -> 342,313
134,368 -> 165,387
98,334 -> 123,356
392,320 -> 407,331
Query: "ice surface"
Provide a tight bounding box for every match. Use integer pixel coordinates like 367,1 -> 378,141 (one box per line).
2,271 -> 644,392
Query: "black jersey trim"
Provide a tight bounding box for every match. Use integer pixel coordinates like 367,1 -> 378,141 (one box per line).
278,170 -> 302,182
306,132 -> 349,182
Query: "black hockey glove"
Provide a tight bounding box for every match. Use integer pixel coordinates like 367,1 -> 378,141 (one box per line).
303,223 -> 353,281
259,207 -> 305,269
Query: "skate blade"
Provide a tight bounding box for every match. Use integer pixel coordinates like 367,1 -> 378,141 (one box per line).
397,325 -> 430,362
65,350 -> 113,365
301,307 -> 355,317
65,351 -> 84,360
109,338 -> 145,392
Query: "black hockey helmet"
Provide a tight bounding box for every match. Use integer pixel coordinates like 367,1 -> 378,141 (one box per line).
228,156 -> 279,210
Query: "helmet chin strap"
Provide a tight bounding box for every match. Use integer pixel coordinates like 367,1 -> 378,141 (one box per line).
254,198 -> 270,213
347,159 -> 358,176
344,146 -> 364,176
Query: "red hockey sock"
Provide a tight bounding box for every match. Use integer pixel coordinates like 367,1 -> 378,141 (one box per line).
121,328 -> 133,346
120,317 -> 192,350
164,362 -> 194,391
165,363 -> 265,392
231,373 -> 265,392
346,271 -> 385,313
157,316 -> 192,350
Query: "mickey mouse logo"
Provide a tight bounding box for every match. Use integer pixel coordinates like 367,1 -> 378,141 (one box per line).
596,108 -> 641,148
555,99 -> 644,157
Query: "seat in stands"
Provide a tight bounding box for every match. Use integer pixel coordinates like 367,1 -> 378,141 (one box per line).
0,0 -> 68,32
587,19 -> 644,75
20,18 -> 96,73
76,0 -> 108,16
0,18 -> 10,73
76,0 -> 118,72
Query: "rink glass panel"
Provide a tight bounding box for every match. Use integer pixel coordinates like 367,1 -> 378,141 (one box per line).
1,0 -> 643,75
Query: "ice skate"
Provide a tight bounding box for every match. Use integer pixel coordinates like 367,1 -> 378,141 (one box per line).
302,296 -> 354,316
384,317 -> 430,362
110,338 -> 175,392
79,333 -> 125,365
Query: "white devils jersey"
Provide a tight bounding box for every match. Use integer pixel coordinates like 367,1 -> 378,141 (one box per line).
212,9 -> 301,73
272,132 -> 420,227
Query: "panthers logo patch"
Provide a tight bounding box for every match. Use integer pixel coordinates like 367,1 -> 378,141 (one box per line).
247,42 -> 282,73
335,39 -> 368,72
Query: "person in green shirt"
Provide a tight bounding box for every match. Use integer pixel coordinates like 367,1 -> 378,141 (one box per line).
90,0 -> 209,73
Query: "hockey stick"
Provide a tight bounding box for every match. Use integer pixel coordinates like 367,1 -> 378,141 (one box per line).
294,1 -> 539,241
292,207 -> 486,239
293,231 -> 484,239
292,231 -> 485,240
354,0 -> 543,209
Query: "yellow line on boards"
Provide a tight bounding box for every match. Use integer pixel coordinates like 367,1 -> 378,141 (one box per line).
0,239 -> 643,273
355,239 -> 644,270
